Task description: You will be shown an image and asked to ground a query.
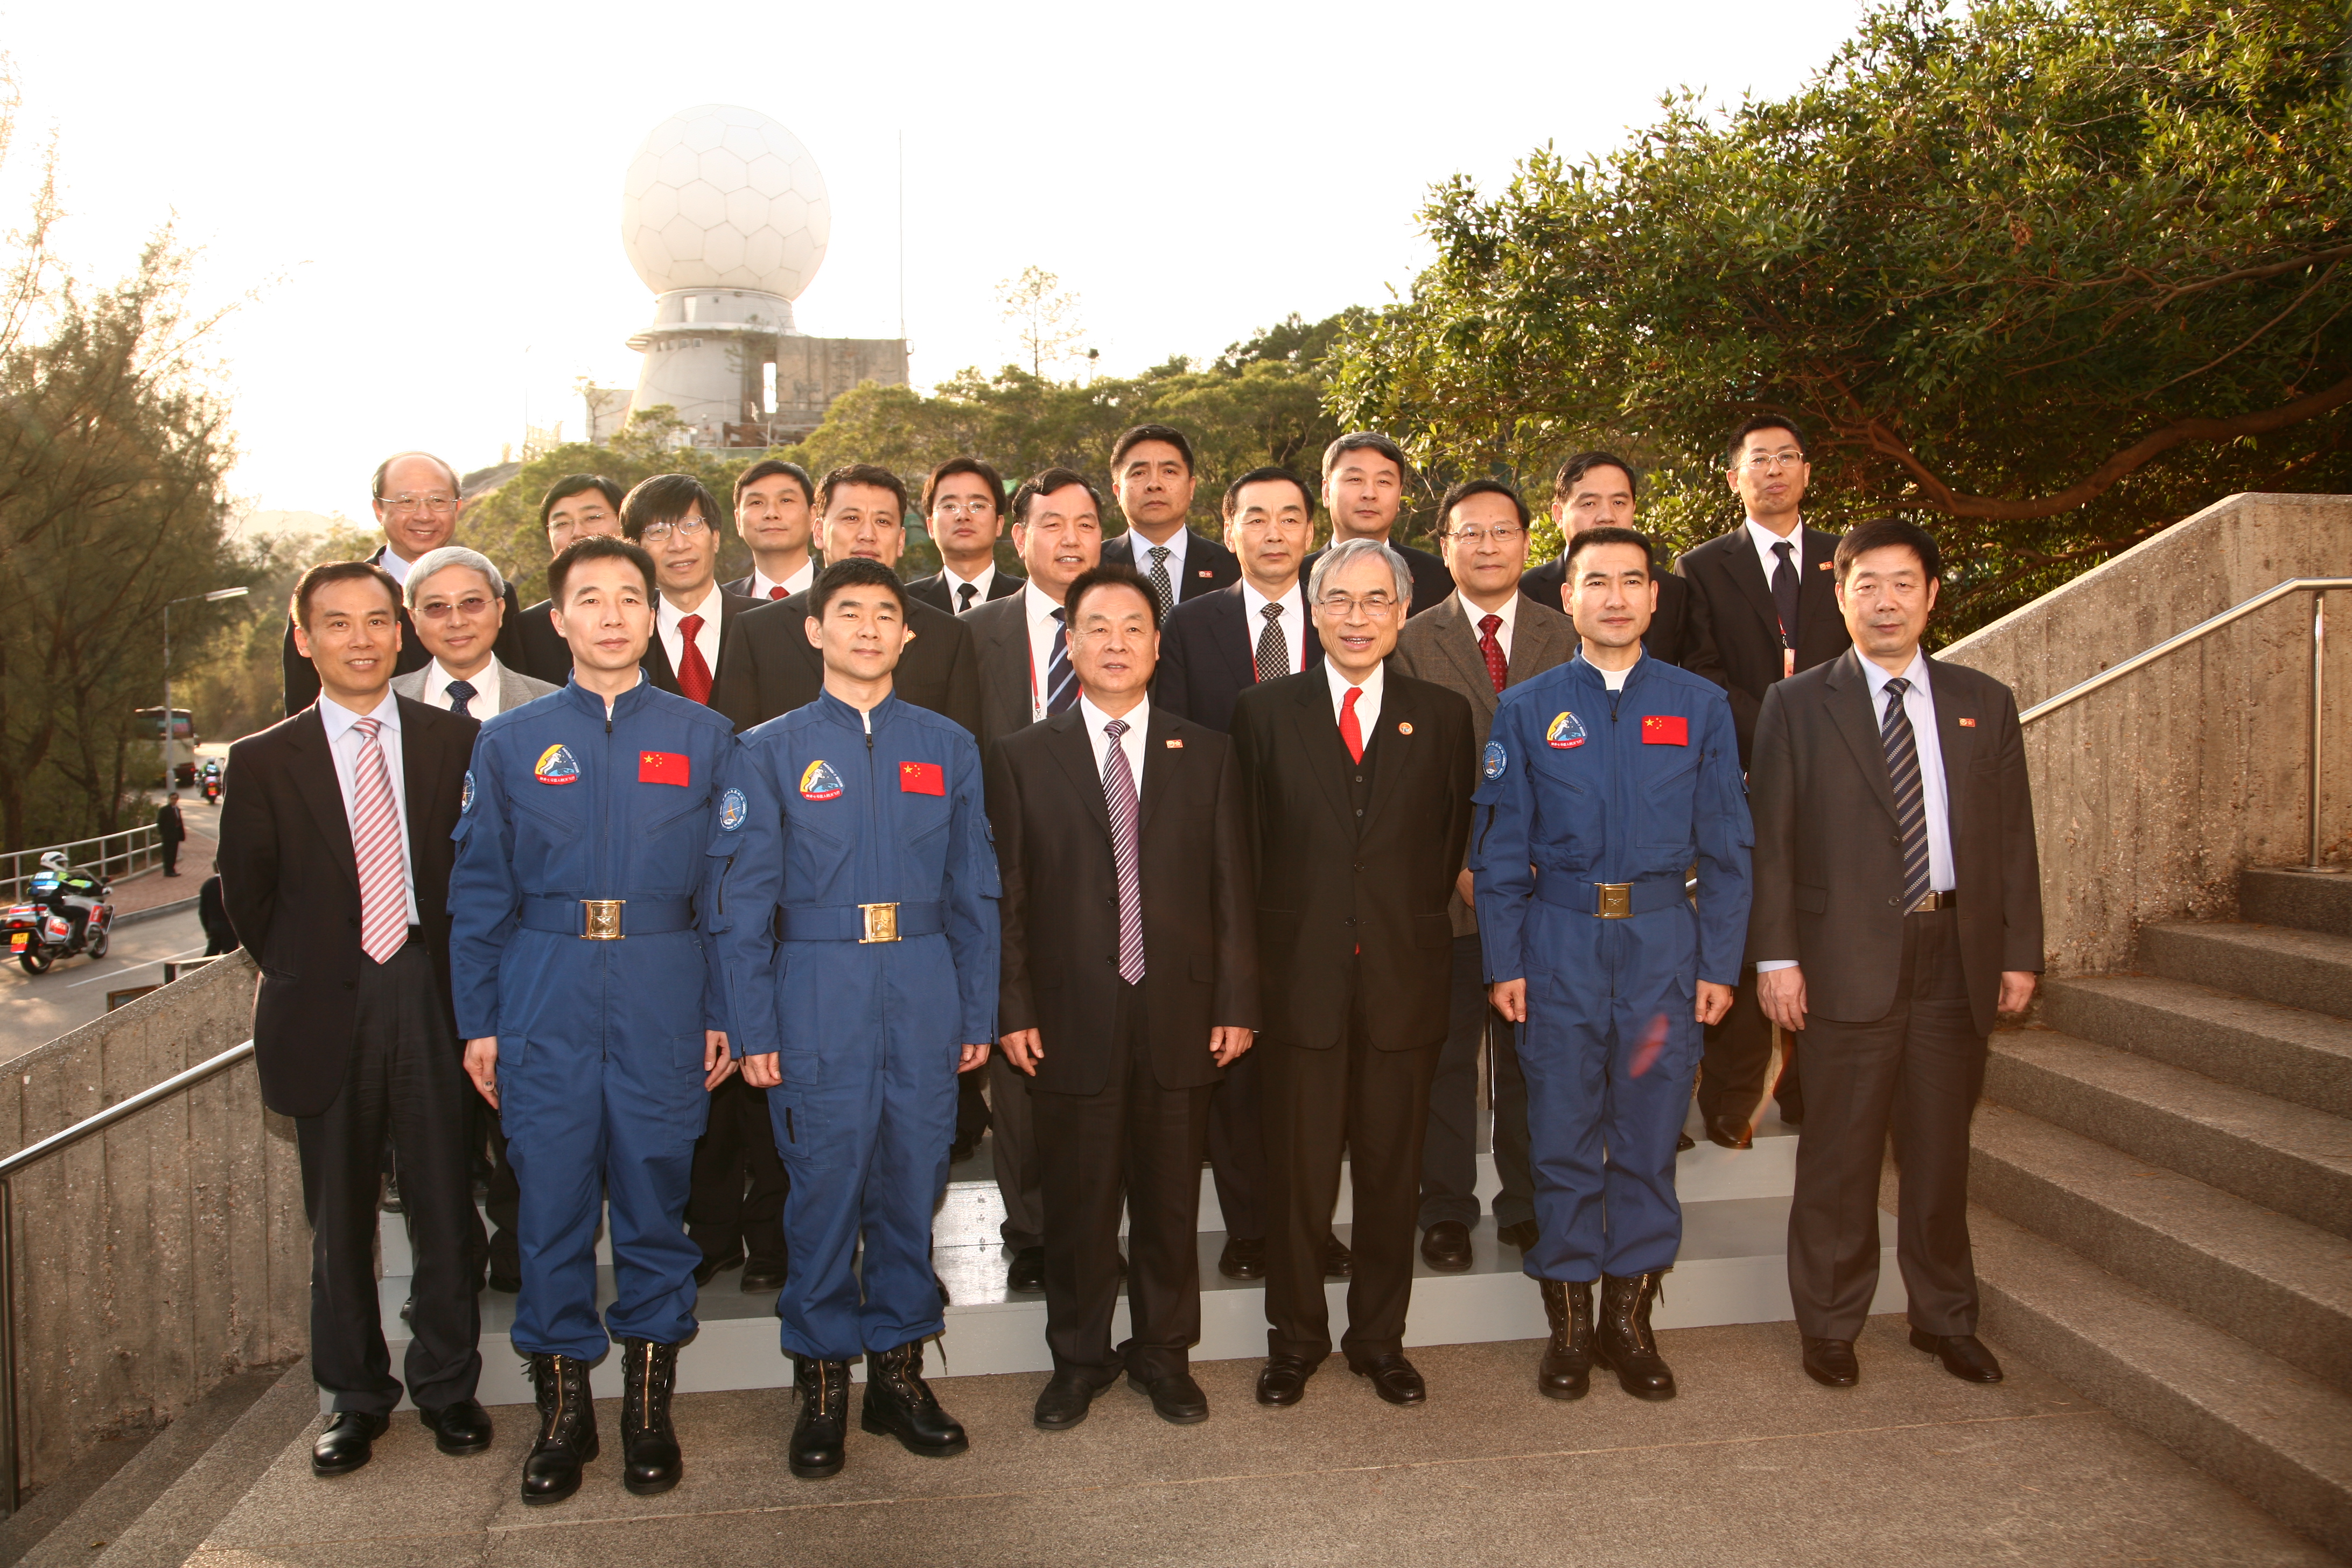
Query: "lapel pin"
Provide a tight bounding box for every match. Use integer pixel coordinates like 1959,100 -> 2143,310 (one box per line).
1165,737 -> 1184,748
1958,716 -> 1977,727
1397,722 -> 1413,735
1817,559 -> 1831,570
1197,568 -> 1214,577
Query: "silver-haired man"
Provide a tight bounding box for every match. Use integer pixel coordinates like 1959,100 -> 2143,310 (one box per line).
392,546 -> 561,720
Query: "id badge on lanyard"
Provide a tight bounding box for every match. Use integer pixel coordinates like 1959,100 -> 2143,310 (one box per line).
1784,646 -> 1796,678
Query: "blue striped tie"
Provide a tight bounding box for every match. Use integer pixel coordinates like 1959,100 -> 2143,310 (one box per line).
1046,607 -> 1077,716
1102,719 -> 1145,983
1880,678 -> 1931,912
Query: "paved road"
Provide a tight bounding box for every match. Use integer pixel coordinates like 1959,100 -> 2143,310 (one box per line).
0,907 -> 214,1064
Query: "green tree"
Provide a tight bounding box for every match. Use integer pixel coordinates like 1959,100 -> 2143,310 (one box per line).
1333,0 -> 2351,629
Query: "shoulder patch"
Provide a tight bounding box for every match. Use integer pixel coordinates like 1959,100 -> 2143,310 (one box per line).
1482,740 -> 1508,781
533,744 -> 580,783
460,770 -> 474,815
719,787 -> 748,831
1546,711 -> 1587,750
799,760 -> 844,801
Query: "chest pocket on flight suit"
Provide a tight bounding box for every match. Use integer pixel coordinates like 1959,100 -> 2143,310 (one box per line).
1638,726 -> 1704,853
1529,752 -> 1598,874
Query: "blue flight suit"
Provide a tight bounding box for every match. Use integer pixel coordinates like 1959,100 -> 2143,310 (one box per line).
705,691 -> 999,1363
1471,652 -> 1752,1281
449,677 -> 737,1360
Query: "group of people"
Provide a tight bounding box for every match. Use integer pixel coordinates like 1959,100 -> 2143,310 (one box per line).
214,415 -> 2044,1507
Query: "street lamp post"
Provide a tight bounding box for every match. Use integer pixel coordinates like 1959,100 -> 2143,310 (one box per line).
163,586 -> 250,782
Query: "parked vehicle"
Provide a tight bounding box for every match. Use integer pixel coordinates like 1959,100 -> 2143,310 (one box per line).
4,852 -> 114,974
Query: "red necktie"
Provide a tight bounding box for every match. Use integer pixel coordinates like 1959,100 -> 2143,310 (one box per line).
349,717 -> 408,963
1340,685 -> 1364,764
768,585 -> 787,600
677,614 -> 713,704
1478,613 -> 1507,694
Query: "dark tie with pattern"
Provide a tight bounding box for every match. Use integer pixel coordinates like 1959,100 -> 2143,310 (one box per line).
1046,607 -> 1077,715
444,679 -> 476,718
957,581 -> 977,613
1880,677 -> 1931,912
1255,602 -> 1288,683
1147,545 -> 1174,613
1476,613 -> 1507,694
1770,540 -> 1800,655
1102,718 -> 1145,984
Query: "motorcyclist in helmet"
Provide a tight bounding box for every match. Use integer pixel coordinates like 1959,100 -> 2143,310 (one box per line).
34,851 -> 103,949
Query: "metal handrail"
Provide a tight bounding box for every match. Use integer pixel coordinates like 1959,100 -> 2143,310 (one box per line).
0,1038 -> 256,1514
2019,577 -> 2345,872
0,826 -> 162,905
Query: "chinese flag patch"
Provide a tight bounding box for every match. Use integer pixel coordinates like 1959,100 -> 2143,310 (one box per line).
639,751 -> 690,786
1641,715 -> 1689,747
899,761 -> 945,796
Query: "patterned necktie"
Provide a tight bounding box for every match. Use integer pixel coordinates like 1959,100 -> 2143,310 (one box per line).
1880,677 -> 1931,912
1339,685 -> 1365,764
676,613 -> 713,704
1147,545 -> 1174,614
1102,718 -> 1146,984
444,679 -> 476,718
1476,613 -> 1507,694
768,585 -> 788,600
1045,607 -> 1077,715
957,581 -> 977,613
1254,602 -> 1288,683
349,717 -> 408,964
1770,541 -> 1800,656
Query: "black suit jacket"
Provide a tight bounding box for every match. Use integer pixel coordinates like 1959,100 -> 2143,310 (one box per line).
1229,670 -> 1474,1051
1676,522 -> 1850,765
1154,582 -> 1324,735
1746,649 -> 2043,1038
1102,528 -> 1241,603
642,589 -> 759,698
156,803 -> 185,845
907,567 -> 1025,615
514,598 -> 569,685
280,546 -> 526,716
986,706 -> 1258,1095
961,591 -> 1048,754
1519,561 -> 1729,687
710,587 -> 983,737
1301,541 -> 1454,619
217,696 -> 477,1117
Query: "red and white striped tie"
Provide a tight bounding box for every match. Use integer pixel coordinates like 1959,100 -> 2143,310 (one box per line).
349,717 -> 408,963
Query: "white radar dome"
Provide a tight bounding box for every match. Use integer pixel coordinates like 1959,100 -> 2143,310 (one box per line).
620,105 -> 831,299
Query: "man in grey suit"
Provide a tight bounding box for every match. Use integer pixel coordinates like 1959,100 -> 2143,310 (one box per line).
391,547 -> 562,720
962,465 -> 1106,1293
1389,480 -> 1576,1268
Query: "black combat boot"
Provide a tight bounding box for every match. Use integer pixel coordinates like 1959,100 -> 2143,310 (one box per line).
860,1340 -> 968,1458
619,1338 -> 682,1496
521,1352 -> 600,1504
1537,1278 -> 1595,1401
1593,1271 -> 1677,1401
789,1354 -> 852,1479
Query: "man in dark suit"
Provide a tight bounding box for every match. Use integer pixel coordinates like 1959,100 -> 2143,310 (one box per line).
989,564 -> 1258,1430
617,473 -> 757,702
1520,452 -> 1726,681
156,792 -> 186,877
1390,480 -> 1576,1270
724,459 -> 820,601
514,474 -> 626,685
710,464 -> 983,737
1099,424 -> 1241,612
1234,538 -> 1475,1409
1676,417 -> 1852,1144
220,560 -> 491,1476
908,458 -> 1025,614
1301,431 -> 1452,618
284,452 -> 527,713
1748,518 -> 2042,1391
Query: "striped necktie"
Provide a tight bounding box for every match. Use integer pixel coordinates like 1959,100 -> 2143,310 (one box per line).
1880,678 -> 1931,912
349,717 -> 409,963
1102,718 -> 1145,984
1046,607 -> 1077,715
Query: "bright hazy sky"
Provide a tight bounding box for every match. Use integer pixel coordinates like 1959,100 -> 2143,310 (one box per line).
3,0 -> 1871,520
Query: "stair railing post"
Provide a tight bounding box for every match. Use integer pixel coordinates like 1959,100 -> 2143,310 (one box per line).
2298,590 -> 2338,874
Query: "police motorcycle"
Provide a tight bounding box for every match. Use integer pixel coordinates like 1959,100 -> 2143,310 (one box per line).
3,851 -> 115,974
200,759 -> 223,806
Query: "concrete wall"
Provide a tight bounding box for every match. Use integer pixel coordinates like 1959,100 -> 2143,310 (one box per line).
1941,492 -> 2352,975
0,953 -> 305,1495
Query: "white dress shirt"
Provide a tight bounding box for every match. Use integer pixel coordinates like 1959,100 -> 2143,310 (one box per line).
1079,694 -> 1149,797
423,656 -> 508,720
1325,660 -> 1385,741
375,545 -> 414,586
317,689 -> 420,926
942,560 -> 999,612
1240,579 -> 1307,675
657,580 -> 725,681
1745,516 -> 1805,589
748,558 -> 814,601
1457,589 -> 1520,664
1131,527 -> 1189,587
1023,583 -> 1069,722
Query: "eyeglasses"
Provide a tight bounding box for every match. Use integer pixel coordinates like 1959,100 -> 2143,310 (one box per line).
1741,449 -> 1805,472
1444,526 -> 1525,547
932,500 -> 996,518
416,595 -> 493,621
1316,591 -> 1399,617
380,493 -> 456,515
639,516 -> 710,542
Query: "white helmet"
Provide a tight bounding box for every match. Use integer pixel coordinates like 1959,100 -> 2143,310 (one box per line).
38,851 -> 66,872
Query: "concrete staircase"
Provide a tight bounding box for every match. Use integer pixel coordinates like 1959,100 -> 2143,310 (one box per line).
1969,866 -> 2352,1558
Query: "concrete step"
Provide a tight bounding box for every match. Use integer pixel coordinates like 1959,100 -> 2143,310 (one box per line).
2139,921 -> 2352,1019
1969,1103 -> 2352,1394
1972,1205 -> 2352,1560
2242,866 -> 2352,939
1985,1030 -> 2352,1239
2039,974 -> 2352,1119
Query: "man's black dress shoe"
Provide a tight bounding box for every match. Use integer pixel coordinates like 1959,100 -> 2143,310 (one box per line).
1324,1235 -> 1353,1279
1033,1368 -> 1115,1430
418,1398 -> 493,1455
1006,1245 -> 1046,1293
1255,1353 -> 1317,1406
1706,1115 -> 1753,1150
692,1240 -> 745,1287
1128,1368 -> 1209,1425
1496,1219 -> 1539,1252
1676,1130 -> 1696,1151
487,1261 -> 522,1294
1910,1328 -> 2004,1383
1348,1352 -> 1427,1406
1802,1336 -> 1859,1387
1419,1220 -> 1473,1272
1776,1096 -> 1804,1128
1217,1236 -> 1266,1280
312,1411 -> 388,1476
741,1255 -> 789,1292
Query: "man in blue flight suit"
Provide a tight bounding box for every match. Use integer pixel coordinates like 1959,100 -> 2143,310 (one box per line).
449,535 -> 739,1506
1473,526 -> 1751,1404
706,557 -> 999,1481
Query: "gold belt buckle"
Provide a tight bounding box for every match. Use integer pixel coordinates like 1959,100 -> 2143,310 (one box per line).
580,899 -> 625,940
1595,883 -> 1633,920
858,902 -> 900,943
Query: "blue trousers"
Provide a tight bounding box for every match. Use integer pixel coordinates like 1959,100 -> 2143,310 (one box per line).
1520,902 -> 1702,1280
499,1028 -> 710,1359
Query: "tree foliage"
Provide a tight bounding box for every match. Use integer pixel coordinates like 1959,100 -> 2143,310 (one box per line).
1333,0 -> 2351,630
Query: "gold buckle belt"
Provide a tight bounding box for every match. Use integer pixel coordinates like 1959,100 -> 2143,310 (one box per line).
858,902 -> 900,943
1908,890 -> 1959,914
1594,883 -> 1633,919
580,899 -> 625,940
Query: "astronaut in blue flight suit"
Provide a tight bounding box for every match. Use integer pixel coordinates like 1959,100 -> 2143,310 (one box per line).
705,557 -> 999,1481
1472,526 -> 1751,1406
449,534 -> 738,1507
